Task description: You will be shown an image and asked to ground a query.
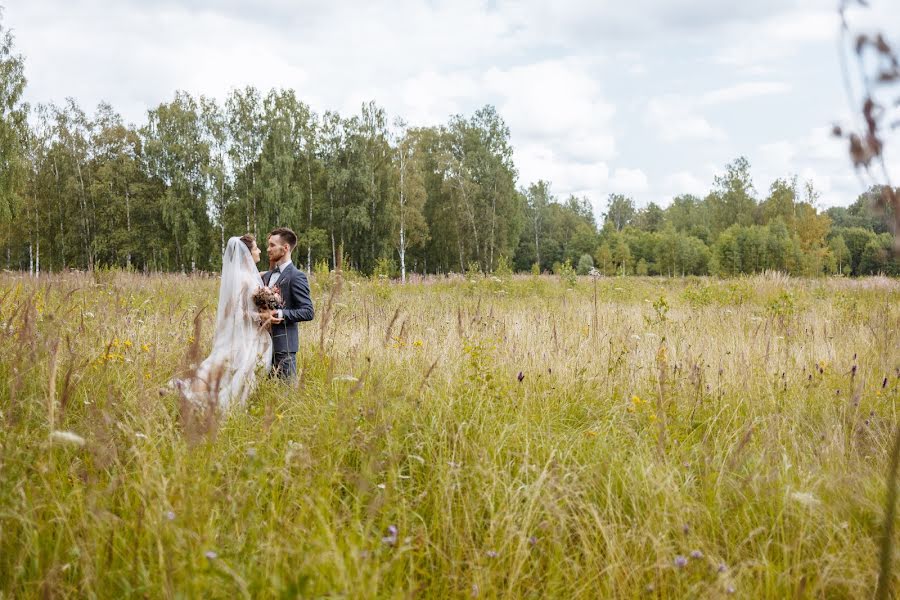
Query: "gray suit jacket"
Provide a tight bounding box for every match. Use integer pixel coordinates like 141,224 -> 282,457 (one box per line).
264,262 -> 314,354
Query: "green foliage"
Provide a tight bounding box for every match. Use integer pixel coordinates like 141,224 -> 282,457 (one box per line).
494,254 -> 513,279
554,258 -> 577,287
373,256 -> 398,279
575,253 -> 594,276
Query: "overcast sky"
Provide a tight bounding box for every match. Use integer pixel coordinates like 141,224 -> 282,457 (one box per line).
6,0 -> 900,217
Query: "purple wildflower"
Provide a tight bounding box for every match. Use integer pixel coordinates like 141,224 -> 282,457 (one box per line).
204,551 -> 218,560
486,550 -> 499,558
674,555 -> 688,568
690,550 -> 703,559
382,525 -> 398,546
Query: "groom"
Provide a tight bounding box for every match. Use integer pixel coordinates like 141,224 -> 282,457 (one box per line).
259,227 -> 314,379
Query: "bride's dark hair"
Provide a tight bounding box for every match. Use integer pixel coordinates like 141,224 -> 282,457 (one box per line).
238,234 -> 255,252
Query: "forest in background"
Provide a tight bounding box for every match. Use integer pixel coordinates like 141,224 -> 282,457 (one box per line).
0,19 -> 896,278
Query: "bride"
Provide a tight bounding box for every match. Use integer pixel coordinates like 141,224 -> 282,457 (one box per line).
173,235 -> 273,411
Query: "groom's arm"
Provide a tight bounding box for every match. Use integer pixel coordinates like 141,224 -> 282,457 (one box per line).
280,271 -> 314,323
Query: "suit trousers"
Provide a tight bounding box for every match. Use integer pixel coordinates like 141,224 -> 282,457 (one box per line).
272,352 -> 297,380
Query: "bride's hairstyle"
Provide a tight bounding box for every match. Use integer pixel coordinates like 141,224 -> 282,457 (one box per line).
269,227 -> 297,250
238,234 -> 255,252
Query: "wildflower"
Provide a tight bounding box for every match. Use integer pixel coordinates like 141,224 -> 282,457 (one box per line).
726,586 -> 735,594
246,447 -> 257,459
690,550 -> 703,559
718,564 -> 728,573
682,523 -> 690,534
528,536 -> 538,546
382,525 -> 398,545
485,550 -> 499,558
517,371 -> 525,383
124,340 -> 133,349
111,338 -> 120,347
413,339 -> 423,348
50,431 -> 86,447
631,395 -> 642,406
135,432 -> 148,439
204,551 -> 218,560
164,511 -> 176,521
674,555 -> 688,568
141,343 -> 151,353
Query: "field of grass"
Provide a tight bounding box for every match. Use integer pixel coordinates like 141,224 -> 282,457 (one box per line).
0,270 -> 898,598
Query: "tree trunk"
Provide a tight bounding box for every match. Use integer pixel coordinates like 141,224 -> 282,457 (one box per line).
399,145 -> 406,283
307,148 -> 314,271
489,180 -> 497,272
76,161 -> 93,270
125,186 -> 132,268
329,191 -> 336,269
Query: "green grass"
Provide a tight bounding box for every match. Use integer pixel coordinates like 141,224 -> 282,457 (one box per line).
0,270 -> 898,598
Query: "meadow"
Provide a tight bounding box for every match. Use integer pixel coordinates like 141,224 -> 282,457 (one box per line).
0,269 -> 898,598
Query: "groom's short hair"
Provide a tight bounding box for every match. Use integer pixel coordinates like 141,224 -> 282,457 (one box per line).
269,227 -> 297,250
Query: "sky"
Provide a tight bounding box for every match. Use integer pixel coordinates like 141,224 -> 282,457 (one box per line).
6,0 -> 900,218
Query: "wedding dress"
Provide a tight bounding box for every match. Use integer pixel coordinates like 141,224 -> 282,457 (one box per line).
173,237 -> 273,411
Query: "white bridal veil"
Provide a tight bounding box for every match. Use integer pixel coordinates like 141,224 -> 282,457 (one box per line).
174,237 -> 273,411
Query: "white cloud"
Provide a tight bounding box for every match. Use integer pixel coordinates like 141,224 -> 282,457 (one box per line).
662,171 -> 710,200
700,81 -> 791,105
610,168 -> 649,194
647,95 -> 727,142
484,59 -> 614,145
714,9 -> 838,68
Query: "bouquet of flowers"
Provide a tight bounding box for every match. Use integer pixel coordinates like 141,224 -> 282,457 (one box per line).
252,285 -> 284,311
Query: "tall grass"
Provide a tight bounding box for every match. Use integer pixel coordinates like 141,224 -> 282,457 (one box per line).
0,271 -> 898,598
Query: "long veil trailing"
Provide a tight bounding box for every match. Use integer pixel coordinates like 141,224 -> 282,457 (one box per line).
174,237 -> 273,411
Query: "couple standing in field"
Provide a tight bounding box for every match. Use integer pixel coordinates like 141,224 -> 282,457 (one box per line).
173,227 -> 314,411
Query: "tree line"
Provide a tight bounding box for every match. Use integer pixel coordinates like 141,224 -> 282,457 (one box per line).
0,20 -> 895,278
